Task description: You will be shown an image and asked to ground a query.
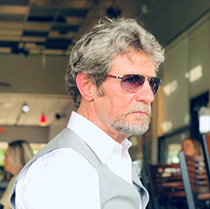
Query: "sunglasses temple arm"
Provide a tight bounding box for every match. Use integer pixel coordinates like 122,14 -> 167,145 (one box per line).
107,74 -> 122,79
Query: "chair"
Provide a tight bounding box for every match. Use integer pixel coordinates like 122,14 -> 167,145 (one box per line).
140,168 -> 153,209
201,134 -> 210,184
178,151 -> 210,209
147,163 -> 187,209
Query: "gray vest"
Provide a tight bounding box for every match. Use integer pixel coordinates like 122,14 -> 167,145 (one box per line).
11,128 -> 149,209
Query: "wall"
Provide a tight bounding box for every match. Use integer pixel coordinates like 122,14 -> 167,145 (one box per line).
0,125 -> 49,143
0,54 -> 69,95
157,13 -> 210,137
141,0 -> 210,46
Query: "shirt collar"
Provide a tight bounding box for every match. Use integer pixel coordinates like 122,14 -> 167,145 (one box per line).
67,111 -> 132,164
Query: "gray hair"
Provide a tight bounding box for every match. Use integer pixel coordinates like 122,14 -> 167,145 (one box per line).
8,140 -> 33,173
65,17 -> 165,107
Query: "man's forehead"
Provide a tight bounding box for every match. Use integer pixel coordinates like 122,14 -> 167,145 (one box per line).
110,52 -> 155,74
112,51 -> 152,65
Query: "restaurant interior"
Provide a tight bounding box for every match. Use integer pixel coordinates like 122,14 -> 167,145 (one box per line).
0,0 -> 210,208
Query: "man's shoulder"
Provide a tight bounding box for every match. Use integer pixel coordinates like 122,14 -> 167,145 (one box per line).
15,147 -> 100,209
16,147 -> 99,190
28,147 -> 97,173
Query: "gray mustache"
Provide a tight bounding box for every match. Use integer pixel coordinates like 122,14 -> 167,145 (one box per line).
125,103 -> 151,116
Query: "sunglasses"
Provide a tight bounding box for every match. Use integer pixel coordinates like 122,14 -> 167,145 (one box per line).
107,74 -> 161,94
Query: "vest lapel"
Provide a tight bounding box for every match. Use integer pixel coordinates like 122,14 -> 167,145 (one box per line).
132,166 -> 149,208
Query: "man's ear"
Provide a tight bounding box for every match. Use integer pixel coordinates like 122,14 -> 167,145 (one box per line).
76,73 -> 94,102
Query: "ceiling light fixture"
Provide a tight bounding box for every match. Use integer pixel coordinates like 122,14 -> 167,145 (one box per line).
39,113 -> 48,126
55,113 -> 66,120
22,104 -> 30,113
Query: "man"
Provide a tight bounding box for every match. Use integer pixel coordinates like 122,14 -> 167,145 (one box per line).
11,17 -> 164,209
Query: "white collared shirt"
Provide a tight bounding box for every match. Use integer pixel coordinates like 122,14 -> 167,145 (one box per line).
15,112 -> 133,209
68,112 -> 133,184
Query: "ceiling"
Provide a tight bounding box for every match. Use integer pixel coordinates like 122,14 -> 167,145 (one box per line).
0,0 -> 113,56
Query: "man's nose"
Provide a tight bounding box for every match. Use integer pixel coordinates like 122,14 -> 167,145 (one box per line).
135,80 -> 155,103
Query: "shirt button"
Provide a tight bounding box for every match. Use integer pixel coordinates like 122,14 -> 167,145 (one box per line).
115,145 -> 122,151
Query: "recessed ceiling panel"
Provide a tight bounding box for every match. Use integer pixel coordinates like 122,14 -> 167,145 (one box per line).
48,31 -> 75,39
46,38 -> 71,50
0,0 -> 29,6
0,6 -> 28,15
65,17 -> 83,25
22,36 -> 46,42
30,0 -> 94,8
0,22 -> 23,29
60,8 -> 89,17
0,0 -> 110,55
52,24 -> 79,33
0,14 -> 25,22
24,22 -> 51,31
0,41 -> 16,47
23,30 -> 48,37
29,5 -> 57,17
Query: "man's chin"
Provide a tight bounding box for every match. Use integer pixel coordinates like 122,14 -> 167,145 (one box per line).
117,123 -> 150,136
112,114 -> 150,135
127,117 -> 150,126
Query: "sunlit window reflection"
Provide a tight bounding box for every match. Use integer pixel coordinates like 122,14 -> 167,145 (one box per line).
161,121 -> 173,133
198,106 -> 210,134
184,114 -> 190,125
167,144 -> 181,164
185,65 -> 203,83
162,80 -> 178,96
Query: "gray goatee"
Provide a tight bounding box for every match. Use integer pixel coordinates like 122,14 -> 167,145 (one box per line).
111,103 -> 151,136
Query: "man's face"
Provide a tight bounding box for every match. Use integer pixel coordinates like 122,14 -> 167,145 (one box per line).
93,51 -> 156,141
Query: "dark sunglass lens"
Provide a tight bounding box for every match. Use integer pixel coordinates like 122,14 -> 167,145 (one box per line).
149,77 -> 161,94
121,74 -> 145,92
